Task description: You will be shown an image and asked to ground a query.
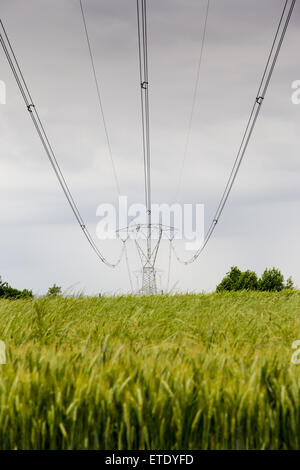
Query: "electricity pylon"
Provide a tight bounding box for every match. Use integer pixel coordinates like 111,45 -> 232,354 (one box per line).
136,0 -> 156,294
137,224 -> 162,295
119,224 -> 172,295
120,224 -> 161,295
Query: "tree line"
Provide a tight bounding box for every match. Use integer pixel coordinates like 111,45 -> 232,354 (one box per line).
216,266 -> 293,292
0,277 -> 62,299
0,269 -> 295,299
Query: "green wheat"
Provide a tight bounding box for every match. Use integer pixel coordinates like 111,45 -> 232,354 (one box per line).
0,291 -> 300,449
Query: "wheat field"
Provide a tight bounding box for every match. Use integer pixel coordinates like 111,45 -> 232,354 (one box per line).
0,291 -> 300,449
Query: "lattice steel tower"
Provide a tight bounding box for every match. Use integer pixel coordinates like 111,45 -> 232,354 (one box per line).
136,0 -> 157,294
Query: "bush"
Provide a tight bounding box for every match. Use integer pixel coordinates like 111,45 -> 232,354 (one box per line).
285,276 -> 294,289
0,276 -> 33,299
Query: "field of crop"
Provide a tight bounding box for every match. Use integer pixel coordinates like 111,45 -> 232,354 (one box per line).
0,291 -> 300,449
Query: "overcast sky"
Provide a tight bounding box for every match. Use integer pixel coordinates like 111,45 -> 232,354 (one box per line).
0,0 -> 299,295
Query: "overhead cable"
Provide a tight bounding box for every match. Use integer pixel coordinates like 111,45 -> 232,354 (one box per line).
0,19 -> 125,268
171,0 -> 295,265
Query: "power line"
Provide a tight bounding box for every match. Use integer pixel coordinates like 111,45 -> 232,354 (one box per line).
79,0 -> 137,287
124,240 -> 134,293
175,0 -> 210,201
79,0 -> 121,196
137,0 -> 151,258
1,0 -> 296,290
166,237 -> 173,293
171,0 -> 296,265
136,0 -> 160,295
79,0 -> 140,292
0,18 -> 125,268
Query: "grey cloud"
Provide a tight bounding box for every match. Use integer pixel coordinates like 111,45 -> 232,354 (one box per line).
0,0 -> 299,293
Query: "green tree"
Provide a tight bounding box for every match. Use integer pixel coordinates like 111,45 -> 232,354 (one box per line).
216,267 -> 244,292
0,276 -> 8,297
47,284 -> 62,297
238,270 -> 259,290
217,267 -> 293,293
258,268 -> 284,292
